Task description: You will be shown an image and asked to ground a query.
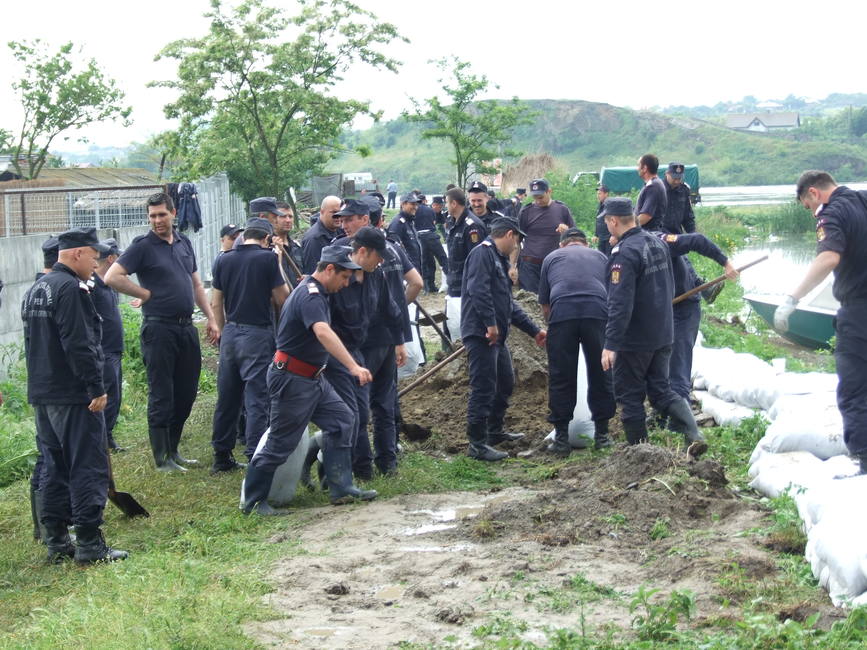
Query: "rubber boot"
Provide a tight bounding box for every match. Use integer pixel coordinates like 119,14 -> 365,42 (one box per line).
622,418 -> 649,446
211,450 -> 246,474
857,454 -> 867,475
30,485 -> 45,543
546,425 -> 572,457
149,427 -> 186,472
107,435 -> 127,453
44,520 -> 75,564
299,435 -> 322,490
594,419 -> 613,450
665,398 -> 708,458
702,282 -> 724,305
467,421 -> 508,461
241,465 -> 290,516
73,526 -> 128,564
487,416 -> 526,446
169,424 -> 199,466
323,447 -> 377,505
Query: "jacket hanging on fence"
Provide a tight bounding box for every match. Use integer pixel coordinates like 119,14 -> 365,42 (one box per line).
177,182 -> 202,232
166,183 -> 180,211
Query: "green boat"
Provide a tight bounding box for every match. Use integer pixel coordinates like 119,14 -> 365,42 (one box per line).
744,281 -> 838,349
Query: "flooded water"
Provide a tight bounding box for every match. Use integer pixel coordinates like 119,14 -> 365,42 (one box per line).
701,182 -> 867,206
731,235 -> 818,295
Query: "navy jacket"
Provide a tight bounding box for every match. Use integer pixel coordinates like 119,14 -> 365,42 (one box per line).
605,227 -> 674,352
461,238 -> 540,343
176,182 -> 202,232
301,220 -> 339,274
386,211 -> 422,270
653,232 -> 727,304
662,179 -> 695,234
816,186 -> 867,305
23,263 -> 105,404
446,209 -> 487,297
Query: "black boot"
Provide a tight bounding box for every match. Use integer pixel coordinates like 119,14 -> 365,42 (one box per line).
467,422 -> 508,461
323,447 -> 377,505
594,419 -> 613,449
73,526 -> 128,564
149,427 -> 186,472
44,520 -> 75,563
211,450 -> 246,474
107,436 -> 127,453
665,398 -> 708,458
487,416 -> 526,446
622,418 -> 649,446
169,424 -> 199,466
299,434 -> 322,490
30,485 -> 45,543
702,282 -> 724,305
546,425 -> 572,457
856,454 -> 867,475
241,465 -> 290,515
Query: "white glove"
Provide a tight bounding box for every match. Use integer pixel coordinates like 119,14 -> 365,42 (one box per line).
773,295 -> 798,333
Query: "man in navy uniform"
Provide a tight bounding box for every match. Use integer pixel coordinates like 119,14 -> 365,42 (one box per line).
414,194 -> 449,293
210,217 -> 290,472
775,170 -> 867,474
516,179 -> 575,293
92,238 -> 126,452
662,163 -> 695,235
23,227 -> 128,564
445,187 -> 487,339
241,246 -> 377,515
594,184 -> 612,255
635,154 -> 667,231
106,192 -> 220,472
386,192 -> 422,270
538,228 -> 615,456
462,217 -> 547,461
302,196 -> 342,272
468,181 -> 498,229
600,197 -> 706,456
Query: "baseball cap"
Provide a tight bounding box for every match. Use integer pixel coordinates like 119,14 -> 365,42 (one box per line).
467,181 -> 488,194
490,216 -> 527,237
99,237 -> 123,258
597,184 -> 610,193
667,162 -> 685,179
243,217 -> 273,234
249,196 -> 285,216
220,223 -> 243,238
335,199 -> 371,218
353,226 -> 387,255
560,227 -> 587,243
400,192 -> 419,204
600,197 -> 633,217
319,245 -> 362,269
58,227 -> 110,253
529,179 -> 549,196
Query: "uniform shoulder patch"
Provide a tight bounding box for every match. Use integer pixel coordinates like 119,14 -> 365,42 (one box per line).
665,234 -> 678,243
466,217 -> 474,225
306,282 -> 320,294
817,226 -> 826,242
481,239 -> 492,247
399,217 -> 406,223
610,263 -> 622,285
611,245 -> 620,255
470,231 -> 480,243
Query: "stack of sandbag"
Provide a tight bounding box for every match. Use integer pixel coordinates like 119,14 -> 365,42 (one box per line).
691,346 -> 778,409
747,451 -> 858,498
693,390 -> 756,427
239,426 -> 311,508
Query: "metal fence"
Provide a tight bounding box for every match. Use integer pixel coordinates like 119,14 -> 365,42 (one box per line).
186,173 -> 247,281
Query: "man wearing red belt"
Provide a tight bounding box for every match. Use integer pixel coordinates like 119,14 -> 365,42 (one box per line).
241,245 -> 376,515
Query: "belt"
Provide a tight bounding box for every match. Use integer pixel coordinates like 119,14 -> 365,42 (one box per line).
417,229 -> 433,234
144,315 -> 192,326
227,321 -> 272,330
520,255 -> 544,265
272,350 -> 326,378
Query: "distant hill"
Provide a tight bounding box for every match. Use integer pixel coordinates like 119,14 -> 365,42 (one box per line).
334,99 -> 867,189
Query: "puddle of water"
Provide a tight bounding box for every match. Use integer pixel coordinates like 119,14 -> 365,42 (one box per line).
375,584 -> 404,601
401,522 -> 457,536
399,543 -> 475,553
302,627 -> 340,637
407,494 -> 513,527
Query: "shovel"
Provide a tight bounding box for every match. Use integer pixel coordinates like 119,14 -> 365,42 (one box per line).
672,255 -> 768,305
107,448 -> 149,518
413,300 -> 455,351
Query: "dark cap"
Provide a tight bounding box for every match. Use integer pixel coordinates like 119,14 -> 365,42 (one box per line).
41,236 -> 59,254
560,227 -> 587,243
400,192 -> 419,204
335,198 -> 370,218
490,216 -> 527,237
249,196 -> 285,216
416,193 -> 426,201
58,227 -> 110,253
99,237 -> 123,258
597,184 -> 610,193
220,223 -> 243,238
353,225 -> 387,255
467,180 -> 488,194
432,195 -> 444,204
516,188 -> 527,195
667,162 -> 685,179
244,217 -> 273,234
529,179 -> 549,196
601,197 -> 634,217
319,245 -> 362,270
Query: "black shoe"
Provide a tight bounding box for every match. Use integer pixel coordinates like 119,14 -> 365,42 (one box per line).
488,431 -> 526,446
702,282 -> 724,305
622,418 -> 649,446
546,426 -> 572,457
211,451 -> 247,474
665,398 -> 707,458
353,466 -> 374,482
594,419 -> 613,450
73,526 -> 128,564
107,437 -> 127,453
467,422 -> 508,462
324,447 -> 378,504
331,487 -> 378,505
30,485 -> 45,544
243,502 -> 291,516
44,521 -> 75,564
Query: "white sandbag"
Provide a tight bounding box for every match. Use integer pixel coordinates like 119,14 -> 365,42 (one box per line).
755,408 -> 846,459
767,391 -> 838,421
445,296 -> 461,345
776,371 -> 838,396
692,346 -> 778,409
694,390 -> 756,427
796,473 -> 867,530
398,303 -> 425,379
543,351 -> 595,449
747,451 -> 825,498
811,514 -> 867,604
240,426 -> 311,507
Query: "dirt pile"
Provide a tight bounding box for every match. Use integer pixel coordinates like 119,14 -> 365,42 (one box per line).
401,290 -> 553,452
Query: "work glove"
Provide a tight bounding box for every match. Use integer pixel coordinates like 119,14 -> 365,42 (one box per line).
773,295 -> 798,333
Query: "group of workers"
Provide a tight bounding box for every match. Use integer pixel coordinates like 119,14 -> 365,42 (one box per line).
19,154 -> 867,562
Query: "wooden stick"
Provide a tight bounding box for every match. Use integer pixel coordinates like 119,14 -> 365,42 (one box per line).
672,255 -> 768,305
398,344 -> 466,397
414,300 -> 455,351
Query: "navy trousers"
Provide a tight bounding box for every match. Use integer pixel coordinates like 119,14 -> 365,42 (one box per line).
613,346 -> 679,424
835,303 -> 867,455
465,336 -> 514,427
212,322 -> 275,458
251,366 -> 354,473
669,302 -> 702,400
324,350 -> 370,472
102,352 -> 123,440
419,231 -> 449,291
140,321 -> 201,439
546,318 -> 616,427
517,259 -> 542,294
35,404 -> 108,528
360,344 -> 398,473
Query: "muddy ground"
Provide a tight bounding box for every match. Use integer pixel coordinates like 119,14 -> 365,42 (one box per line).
245,445 -> 843,648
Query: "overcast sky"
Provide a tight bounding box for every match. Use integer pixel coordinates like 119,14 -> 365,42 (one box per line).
2,0 -> 865,153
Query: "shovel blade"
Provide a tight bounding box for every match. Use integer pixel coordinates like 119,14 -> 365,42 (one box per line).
109,490 -> 150,518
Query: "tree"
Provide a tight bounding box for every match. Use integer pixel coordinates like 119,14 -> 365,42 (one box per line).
152,0 -> 403,203
6,40 -> 131,179
405,57 -> 535,189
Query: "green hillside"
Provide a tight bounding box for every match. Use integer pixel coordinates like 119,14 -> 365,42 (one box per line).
334,99 -> 867,189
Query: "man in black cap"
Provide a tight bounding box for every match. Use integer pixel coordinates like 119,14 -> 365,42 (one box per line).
106,192 -> 220,472
538,228 -> 615,456
386,192 -> 422,270
241,245 -> 377,515
210,217 -> 291,472
302,196 -> 343,271
444,187 -> 488,339
502,188 -> 526,219
462,217 -> 546,461
467,181 -> 498,229
92,238 -> 126,453
515,178 -> 575,293
431,195 -> 448,241
23,227 -> 128,564
600,197 -> 706,456
219,223 -> 243,252
414,194 -> 449,293
662,163 -> 695,235
635,154 -> 667,232
594,184 -> 612,255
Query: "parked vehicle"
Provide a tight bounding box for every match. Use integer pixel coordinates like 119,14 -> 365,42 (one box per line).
599,164 -> 701,204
